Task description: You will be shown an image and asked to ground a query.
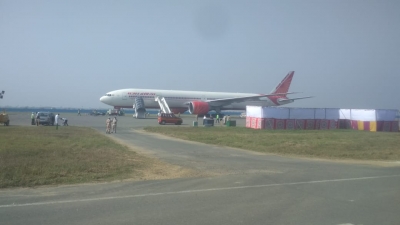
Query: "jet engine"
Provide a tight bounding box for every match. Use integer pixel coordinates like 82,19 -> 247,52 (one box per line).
188,101 -> 210,115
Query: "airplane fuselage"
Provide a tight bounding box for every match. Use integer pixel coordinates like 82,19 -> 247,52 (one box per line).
99,71 -> 311,114
100,89 -> 277,111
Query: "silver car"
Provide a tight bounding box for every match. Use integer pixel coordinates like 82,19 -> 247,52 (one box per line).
37,112 -> 55,125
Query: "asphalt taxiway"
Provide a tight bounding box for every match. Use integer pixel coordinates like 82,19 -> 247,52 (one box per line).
1,113 -> 400,225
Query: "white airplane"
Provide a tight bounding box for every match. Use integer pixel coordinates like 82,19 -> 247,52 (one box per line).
99,71 -> 312,114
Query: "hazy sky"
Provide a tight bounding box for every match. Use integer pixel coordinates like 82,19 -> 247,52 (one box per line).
1,0 -> 399,109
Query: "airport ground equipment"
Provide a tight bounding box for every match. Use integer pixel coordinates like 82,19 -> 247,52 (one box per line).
90,110 -> 105,116
107,109 -> 124,116
225,120 -> 236,127
133,97 -> 147,119
0,111 -> 9,126
155,96 -> 172,114
203,118 -> 214,127
0,91 -> 9,126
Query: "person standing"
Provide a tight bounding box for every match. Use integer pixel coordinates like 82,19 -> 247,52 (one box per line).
112,117 -> 117,133
36,112 -> 40,126
31,112 -> 35,125
78,109 -> 81,116
216,114 -> 219,124
106,117 -> 111,134
55,114 -> 60,126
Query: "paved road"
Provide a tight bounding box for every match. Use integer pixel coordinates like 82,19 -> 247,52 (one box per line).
2,113 -> 400,225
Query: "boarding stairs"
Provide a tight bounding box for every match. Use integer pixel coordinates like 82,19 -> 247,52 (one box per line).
133,97 -> 147,119
155,96 -> 172,114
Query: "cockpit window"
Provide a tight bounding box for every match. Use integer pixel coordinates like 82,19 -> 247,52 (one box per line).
105,94 -> 113,96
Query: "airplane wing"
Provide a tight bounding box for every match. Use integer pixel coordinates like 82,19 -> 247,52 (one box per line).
287,96 -> 314,101
203,93 -> 292,107
277,96 -> 314,105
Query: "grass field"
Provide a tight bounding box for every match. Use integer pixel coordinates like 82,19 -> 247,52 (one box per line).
144,126 -> 400,161
2,125 -> 399,188
0,126 -> 155,188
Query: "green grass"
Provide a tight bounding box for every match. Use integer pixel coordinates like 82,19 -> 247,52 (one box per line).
144,126 -> 400,161
0,126 -> 148,188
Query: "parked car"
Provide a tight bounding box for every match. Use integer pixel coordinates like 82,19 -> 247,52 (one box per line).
90,110 -> 106,116
37,112 -> 55,125
158,113 -> 182,125
240,112 -> 246,118
107,109 -> 124,116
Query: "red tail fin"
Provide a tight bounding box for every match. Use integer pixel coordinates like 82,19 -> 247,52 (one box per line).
270,71 -> 294,96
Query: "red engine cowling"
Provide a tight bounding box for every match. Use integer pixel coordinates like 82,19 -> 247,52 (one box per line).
188,101 -> 210,115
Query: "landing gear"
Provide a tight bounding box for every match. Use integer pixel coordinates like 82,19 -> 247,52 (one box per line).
214,108 -> 221,114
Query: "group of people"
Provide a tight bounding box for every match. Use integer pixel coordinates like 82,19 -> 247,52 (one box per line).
30,112 -> 68,126
106,117 -> 118,134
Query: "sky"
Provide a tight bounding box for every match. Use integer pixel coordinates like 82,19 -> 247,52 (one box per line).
1,0 -> 399,109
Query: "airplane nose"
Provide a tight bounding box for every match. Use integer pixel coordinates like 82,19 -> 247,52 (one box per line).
100,96 -> 108,104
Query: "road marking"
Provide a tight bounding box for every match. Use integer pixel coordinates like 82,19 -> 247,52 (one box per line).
1,174 -> 399,208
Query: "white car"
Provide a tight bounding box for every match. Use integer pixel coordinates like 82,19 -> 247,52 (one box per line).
239,112 -> 246,118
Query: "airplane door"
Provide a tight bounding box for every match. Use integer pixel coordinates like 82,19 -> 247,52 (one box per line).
201,95 -> 207,101
122,93 -> 128,101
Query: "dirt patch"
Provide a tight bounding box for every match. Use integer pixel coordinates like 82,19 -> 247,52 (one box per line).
99,130 -> 205,181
